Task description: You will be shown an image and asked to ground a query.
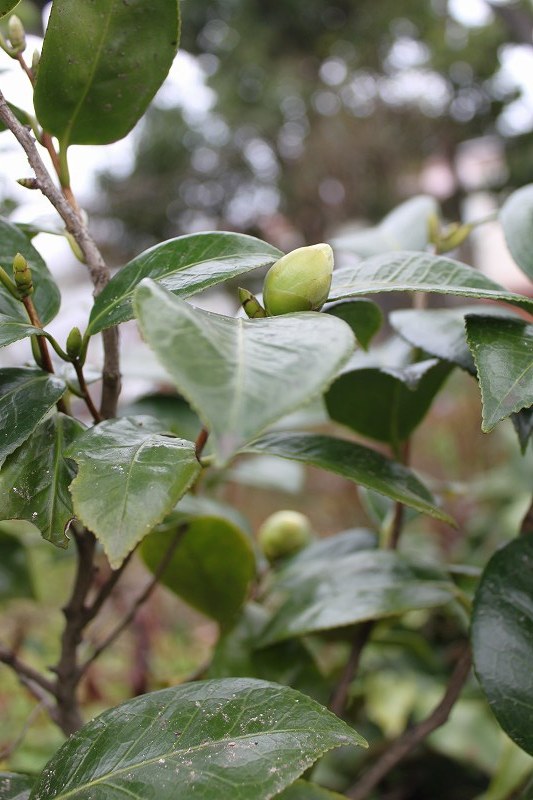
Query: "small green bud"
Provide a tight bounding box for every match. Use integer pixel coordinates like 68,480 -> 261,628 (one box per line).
31,48 -> 40,75
12,252 -> 33,297
435,222 -> 473,254
263,243 -> 333,316
257,510 -> 313,562
238,287 -> 266,318
8,15 -> 26,52
66,327 -> 83,359
17,177 -> 39,190
65,231 -> 86,263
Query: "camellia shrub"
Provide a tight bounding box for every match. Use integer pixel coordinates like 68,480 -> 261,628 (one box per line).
0,2 -> 532,799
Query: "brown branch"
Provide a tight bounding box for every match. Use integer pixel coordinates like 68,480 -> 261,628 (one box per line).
347,646 -> 472,800
329,621 -> 374,717
84,550 -> 134,622
78,526 -> 187,675
195,427 -> 209,460
72,359 -> 102,423
0,643 -> 57,696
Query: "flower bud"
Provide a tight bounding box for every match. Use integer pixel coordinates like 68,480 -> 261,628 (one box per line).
238,287 -> 266,318
8,15 -> 26,52
263,243 -> 333,316
436,222 -> 473,254
257,510 -> 313,562
31,48 -> 40,75
66,327 -> 83,359
12,252 -> 33,297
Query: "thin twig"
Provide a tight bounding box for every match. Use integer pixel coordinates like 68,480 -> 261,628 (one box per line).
78,526 -> 188,675
84,550 -> 134,622
195,427 -> 209,461
0,643 -> 57,696
329,621 -> 374,717
0,701 -> 44,760
520,495 -> 533,536
347,646 -> 472,800
72,360 -> 102,423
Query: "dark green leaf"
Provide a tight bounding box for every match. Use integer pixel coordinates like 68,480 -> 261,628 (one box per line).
141,516 -> 255,629
280,528 -> 377,571
325,359 -> 452,445
0,772 -> 36,800
0,414 -> 84,548
34,0 -> 180,146
329,252 -> 533,313
30,679 -> 366,800
465,315 -> 533,431
276,780 -> 349,800
0,527 -> 34,601
89,232 -> 282,334
512,407 -> 533,454
0,368 -> 66,465
500,184 -> 533,281
332,196 -> 439,257
0,315 -> 41,349
472,536 -> 533,755
134,282 -> 355,465
258,550 -> 456,646
123,393 -> 202,442
326,299 -> 383,350
245,432 -> 454,525
66,417 -> 200,568
0,1 -> 20,18
0,218 -> 60,326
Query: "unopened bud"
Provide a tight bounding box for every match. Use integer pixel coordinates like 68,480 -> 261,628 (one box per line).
12,252 -> 33,297
66,327 -> 83,359
238,287 -> 266,318
8,15 -> 26,52
263,243 -> 333,316
17,177 -> 39,190
65,231 -> 86,263
31,48 -> 40,75
436,222 -> 473,254
258,510 -> 313,562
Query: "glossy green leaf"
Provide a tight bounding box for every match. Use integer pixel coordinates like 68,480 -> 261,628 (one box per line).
34,0 -> 180,146
500,184 -> 533,281
30,679 -> 366,800
245,432 -> 454,525
472,536 -> 533,755
332,195 -> 439,257
0,414 -> 84,548
325,359 -> 452,445
0,315 -> 41,349
134,282 -> 355,465
208,604 -> 329,704
326,299 -> 383,350
0,528 -> 34,601
278,530 -> 377,577
0,1 -> 20,18
123,393 -> 202,443
141,516 -> 255,629
465,315 -> 533,432
0,368 -> 66,465
66,417 -> 200,568
89,232 -> 282,334
329,251 -> 533,313
0,218 -> 60,326
258,550 -> 456,646
0,772 -> 35,800
276,780 -> 348,800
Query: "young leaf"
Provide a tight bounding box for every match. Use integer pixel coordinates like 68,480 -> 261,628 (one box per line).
325,359 -> 452,445
0,218 -> 60,326
326,299 -> 383,350
0,368 -> 66,465
34,0 -> 180,146
30,679 -> 366,800
472,536 -> 533,755
65,417 -> 200,568
141,516 -> 256,629
0,414 -> 84,548
329,251 -> 533,313
0,772 -> 35,800
0,527 -> 35,601
245,432 -> 455,525
88,232 -> 282,334
465,315 -> 533,432
258,550 -> 456,646
500,184 -> 533,281
134,281 -> 355,465
0,1 -> 20,18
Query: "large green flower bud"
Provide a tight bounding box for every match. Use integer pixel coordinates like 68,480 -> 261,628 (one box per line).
263,243 -> 333,316
12,252 -> 33,297
258,510 -> 313,562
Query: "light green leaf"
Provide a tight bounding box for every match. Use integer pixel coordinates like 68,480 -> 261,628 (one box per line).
134,282 -> 355,465
89,232 -> 282,334
500,184 -> 533,281
123,393 -> 202,443
0,368 -> 66,465
0,772 -> 35,800
0,218 -> 60,326
245,432 -> 454,525
0,414 -> 84,548
326,299 -> 383,350
0,1 -> 20,19
329,251 -> 533,313
141,516 -> 255,629
65,417 -> 200,568
332,195 -> 439,257
34,0 -> 180,146
0,527 -> 34,601
30,679 -> 366,800
472,536 -> 533,755
465,315 -> 533,432
258,550 -> 456,646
